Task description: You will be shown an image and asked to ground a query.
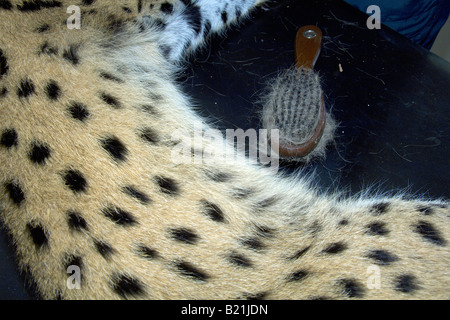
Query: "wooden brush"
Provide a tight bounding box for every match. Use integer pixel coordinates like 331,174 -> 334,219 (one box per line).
262,25 -> 335,161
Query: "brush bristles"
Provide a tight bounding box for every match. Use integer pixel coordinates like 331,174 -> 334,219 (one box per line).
261,66 -> 336,162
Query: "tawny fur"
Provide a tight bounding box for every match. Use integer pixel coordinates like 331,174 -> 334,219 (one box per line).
0,0 -> 448,300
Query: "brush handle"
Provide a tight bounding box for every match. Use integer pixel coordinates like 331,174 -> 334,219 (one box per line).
295,25 -> 322,70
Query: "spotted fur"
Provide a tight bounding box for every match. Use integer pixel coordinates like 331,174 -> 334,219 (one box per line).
0,0 -> 449,300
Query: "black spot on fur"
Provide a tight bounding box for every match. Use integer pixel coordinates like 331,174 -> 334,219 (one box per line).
141,104 -> 159,116
81,0 -> 95,5
17,78 -> 36,98
68,102 -> 90,121
183,3 -> 202,35
137,0 -> 142,12
40,41 -> 58,56
27,223 -> 48,249
204,170 -> 232,183
371,202 -> 390,215
0,0 -> 13,10
44,80 -> 62,100
241,292 -> 268,300
0,87 -> 7,97
309,296 -> 330,300
1,128 -> 18,148
63,254 -> 82,271
289,246 -> 310,260
232,188 -> 253,199
100,92 -> 122,109
154,176 -> 179,196
17,0 -> 62,11
169,228 -> 199,245
221,11 -> 228,24
36,23 -> 50,32
159,44 -> 172,58
338,219 -> 349,226
240,237 -> 265,251
102,206 -> 137,226
228,252 -> 252,268
322,242 -> 347,254
395,274 -> 418,293
100,72 -> 123,83
149,92 -> 164,102
160,2 -> 173,14
111,274 -> 145,299
366,250 -> 398,266
29,142 -> 51,164
62,169 -> 87,193
5,181 -> 25,206
174,261 -> 209,282
139,127 -> 160,145
0,49 -> 8,78
201,200 -> 226,223
413,221 -> 446,246
366,221 -> 389,236
255,225 -> 275,238
100,136 -> 128,162
94,240 -> 115,259
123,186 -> 151,204
166,137 -> 182,148
63,45 -> 80,65
308,220 -> 322,235
339,279 -> 365,298
417,205 -> 434,215
67,211 -> 88,232
257,196 -> 278,209
287,270 -> 309,282
106,13 -> 123,30
136,245 -> 159,260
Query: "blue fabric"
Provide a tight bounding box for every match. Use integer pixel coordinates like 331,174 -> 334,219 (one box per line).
344,0 -> 450,49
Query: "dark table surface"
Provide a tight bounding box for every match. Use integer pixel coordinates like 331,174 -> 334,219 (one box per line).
1,0 -> 449,299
